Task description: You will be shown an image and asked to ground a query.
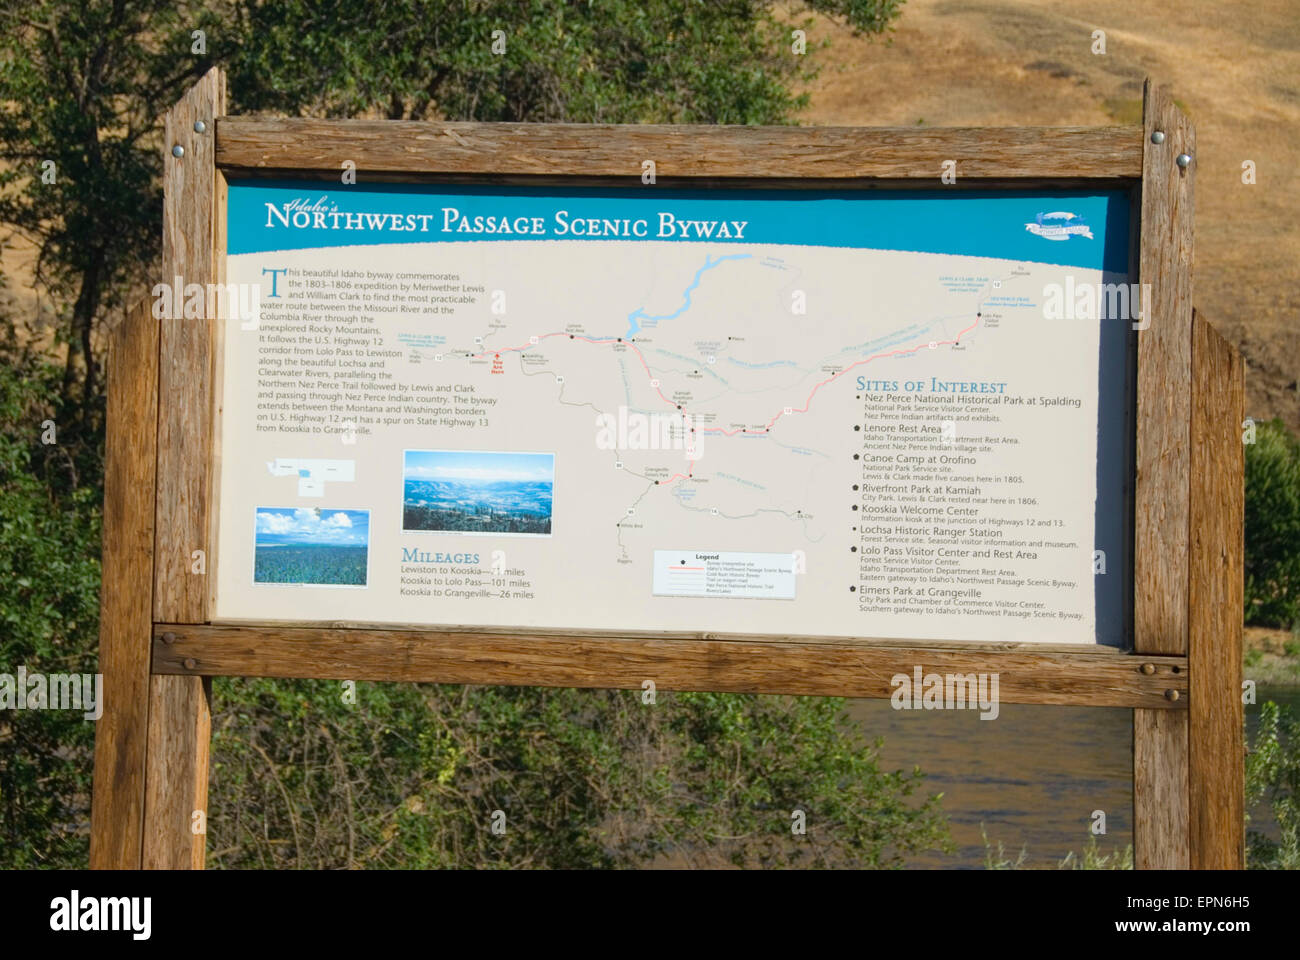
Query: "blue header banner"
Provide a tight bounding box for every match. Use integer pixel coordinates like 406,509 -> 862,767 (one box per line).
228,180 -> 1131,273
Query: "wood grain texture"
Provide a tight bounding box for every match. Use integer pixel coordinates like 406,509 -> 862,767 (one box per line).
1134,79 -> 1195,656
216,173 -> 1142,193
89,300 -> 159,870
143,67 -> 224,871
1132,79 -> 1196,871
216,118 -> 1141,180
142,675 -> 211,869
209,616 -> 1123,652
1188,312 -> 1245,869
156,66 -> 225,623
1134,709 -> 1190,869
206,168 -> 228,617
152,624 -> 1186,708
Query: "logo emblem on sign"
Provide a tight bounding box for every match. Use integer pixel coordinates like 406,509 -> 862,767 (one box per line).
1024,211 -> 1093,241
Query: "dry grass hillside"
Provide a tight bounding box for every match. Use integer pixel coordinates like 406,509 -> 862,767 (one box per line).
795,0 -> 1300,432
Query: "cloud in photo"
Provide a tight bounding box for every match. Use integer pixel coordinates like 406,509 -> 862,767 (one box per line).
255,507 -> 368,545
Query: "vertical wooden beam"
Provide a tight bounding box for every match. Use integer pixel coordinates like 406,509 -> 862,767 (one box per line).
1135,79 -> 1195,658
143,67 -> 225,869
89,299 -> 159,869
142,676 -> 212,869
1134,709 -> 1189,866
1188,312 -> 1245,868
1133,79 -> 1195,869
156,66 -> 225,622
207,167 -> 229,614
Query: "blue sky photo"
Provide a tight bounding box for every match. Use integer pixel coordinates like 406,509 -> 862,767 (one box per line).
253,507 -> 370,586
403,450 -> 554,484
255,507 -> 370,545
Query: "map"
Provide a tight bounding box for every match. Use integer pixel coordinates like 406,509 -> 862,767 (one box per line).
213,183 -> 1131,645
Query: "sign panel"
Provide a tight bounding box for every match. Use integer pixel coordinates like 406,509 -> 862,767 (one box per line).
213,181 -> 1131,644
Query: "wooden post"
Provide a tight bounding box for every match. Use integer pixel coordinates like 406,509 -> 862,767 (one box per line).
138,67 -> 225,869
1133,80 -> 1195,869
142,675 -> 212,868
1188,311 -> 1246,868
89,299 -> 159,869
155,66 -> 224,622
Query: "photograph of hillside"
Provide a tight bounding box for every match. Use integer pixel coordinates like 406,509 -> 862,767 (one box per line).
403,450 -> 554,536
253,507 -> 370,586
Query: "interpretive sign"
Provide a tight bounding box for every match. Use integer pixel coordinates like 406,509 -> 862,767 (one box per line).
214,183 -> 1131,644
89,70 -> 1244,873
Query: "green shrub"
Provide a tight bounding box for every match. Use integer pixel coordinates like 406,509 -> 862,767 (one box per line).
0,356 -> 103,867
1058,835 -> 1133,870
981,828 -> 1133,870
208,680 -> 952,869
1246,700 -> 1300,869
1245,418 -> 1300,628
980,825 -> 1027,869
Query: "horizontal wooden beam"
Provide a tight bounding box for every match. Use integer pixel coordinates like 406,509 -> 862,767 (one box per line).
154,624 -> 1186,708
216,118 -> 1142,180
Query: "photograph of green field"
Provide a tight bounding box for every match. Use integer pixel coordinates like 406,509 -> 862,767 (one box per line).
253,507 -> 370,586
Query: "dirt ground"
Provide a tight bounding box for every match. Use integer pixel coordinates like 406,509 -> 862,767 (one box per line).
1244,625 -> 1300,685
793,0 -> 1300,432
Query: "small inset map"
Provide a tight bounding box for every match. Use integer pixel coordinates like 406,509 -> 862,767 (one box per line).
266,458 -> 356,497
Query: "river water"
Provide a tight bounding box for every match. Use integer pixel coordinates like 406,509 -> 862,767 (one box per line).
844,686 -> 1299,868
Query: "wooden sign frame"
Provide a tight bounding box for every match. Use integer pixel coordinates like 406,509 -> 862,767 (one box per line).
90,68 -> 1243,871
